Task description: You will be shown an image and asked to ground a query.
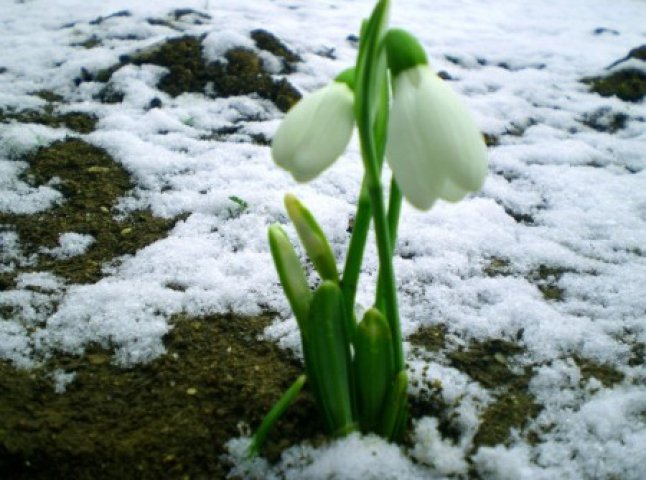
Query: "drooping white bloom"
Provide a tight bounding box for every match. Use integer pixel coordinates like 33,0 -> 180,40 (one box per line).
386,65 -> 488,210
271,81 -> 355,183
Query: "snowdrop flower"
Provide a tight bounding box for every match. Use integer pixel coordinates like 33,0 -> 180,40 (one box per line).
271,76 -> 355,183
385,29 -> 488,210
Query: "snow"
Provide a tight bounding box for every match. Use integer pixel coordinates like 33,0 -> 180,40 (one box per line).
1,0 -> 645,478
50,368 -> 77,394
410,417 -> 470,476
40,232 -> 95,259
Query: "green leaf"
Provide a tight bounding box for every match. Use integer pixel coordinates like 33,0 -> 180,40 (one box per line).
354,0 -> 390,127
284,193 -> 339,283
354,308 -> 394,432
267,225 -> 323,420
306,281 -> 356,435
248,375 -> 306,458
378,369 -> 408,441
228,195 -> 249,210
268,225 -> 311,329
353,0 -> 406,374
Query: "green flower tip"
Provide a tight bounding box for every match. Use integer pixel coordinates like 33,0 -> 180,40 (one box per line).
335,67 -> 356,90
284,193 -> 339,283
384,28 -> 428,78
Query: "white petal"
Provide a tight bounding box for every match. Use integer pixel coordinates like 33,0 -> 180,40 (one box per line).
271,82 -> 354,182
386,66 -> 488,209
416,70 -> 488,192
436,178 -> 470,203
387,71 -> 446,209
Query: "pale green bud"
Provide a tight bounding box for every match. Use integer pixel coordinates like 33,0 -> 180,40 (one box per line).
284,193 -> 339,283
267,224 -> 311,329
354,308 -> 394,432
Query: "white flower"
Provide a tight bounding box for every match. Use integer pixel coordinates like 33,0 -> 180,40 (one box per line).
386,65 -> 488,210
271,81 -> 355,183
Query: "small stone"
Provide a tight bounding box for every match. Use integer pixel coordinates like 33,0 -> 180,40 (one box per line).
494,353 -> 507,365
87,353 -> 108,365
87,166 -> 110,173
186,387 -> 198,396
148,97 -> 162,109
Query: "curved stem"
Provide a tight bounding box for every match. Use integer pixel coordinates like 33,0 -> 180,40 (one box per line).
354,0 -> 403,372
375,177 -> 402,311
342,77 -> 390,325
342,176 -> 371,327
358,129 -> 404,372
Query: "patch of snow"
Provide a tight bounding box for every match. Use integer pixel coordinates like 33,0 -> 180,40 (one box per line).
40,232 -> 95,259
50,368 -> 77,393
411,417 -> 469,476
202,30 -> 256,63
0,123 -> 67,160
227,433 -> 436,480
0,159 -> 63,214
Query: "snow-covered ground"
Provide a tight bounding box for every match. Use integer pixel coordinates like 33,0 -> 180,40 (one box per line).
1,0 -> 645,478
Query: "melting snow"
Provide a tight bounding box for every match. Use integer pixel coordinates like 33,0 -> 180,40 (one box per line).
1,0 -> 645,477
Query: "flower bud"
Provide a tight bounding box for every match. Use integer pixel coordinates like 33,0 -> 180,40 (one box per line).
284,193 -> 339,283
354,308 -> 394,432
306,281 -> 356,436
267,224 -> 311,329
271,80 -> 355,182
385,31 -> 488,210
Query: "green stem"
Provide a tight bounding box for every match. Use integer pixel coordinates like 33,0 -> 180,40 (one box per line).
359,132 -> 404,372
375,177 -> 402,311
342,18 -> 391,327
342,176 -> 371,326
387,179 -> 403,253
354,0 -> 403,372
341,104 -> 388,322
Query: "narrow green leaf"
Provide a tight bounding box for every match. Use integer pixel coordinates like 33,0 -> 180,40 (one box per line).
248,375 -> 307,458
268,225 -> 311,329
354,308 -> 394,432
392,390 -> 409,442
378,370 -> 408,440
354,0 -> 389,126
307,281 -> 356,435
284,193 -> 339,283
341,177 -> 371,326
